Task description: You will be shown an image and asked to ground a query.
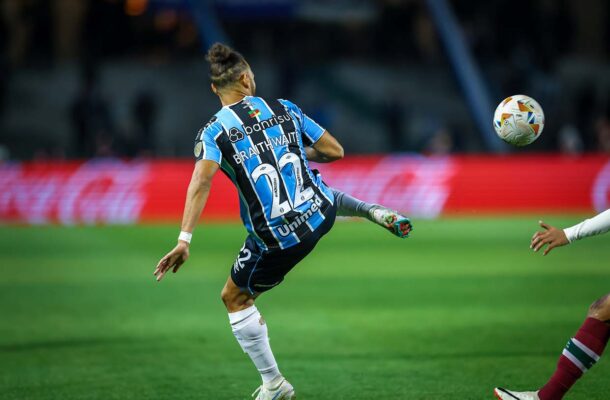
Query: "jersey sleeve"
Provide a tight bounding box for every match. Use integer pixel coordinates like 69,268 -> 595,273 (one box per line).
279,99 -> 326,146
563,209 -> 610,242
194,120 -> 223,164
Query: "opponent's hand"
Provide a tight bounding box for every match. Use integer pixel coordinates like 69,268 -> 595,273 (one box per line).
154,242 -> 190,281
530,220 -> 569,256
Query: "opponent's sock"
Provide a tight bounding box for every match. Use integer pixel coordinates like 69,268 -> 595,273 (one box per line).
229,306 -> 282,387
538,317 -> 610,400
331,189 -> 374,218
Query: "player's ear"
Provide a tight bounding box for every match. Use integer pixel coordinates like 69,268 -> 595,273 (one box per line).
211,83 -> 218,95
239,72 -> 250,89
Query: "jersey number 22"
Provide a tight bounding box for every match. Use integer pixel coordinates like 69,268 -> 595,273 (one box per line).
251,153 -> 315,218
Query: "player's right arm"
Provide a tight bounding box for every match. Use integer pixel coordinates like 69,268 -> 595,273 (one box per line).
531,209 -> 610,255
154,160 -> 219,281
154,120 -> 223,281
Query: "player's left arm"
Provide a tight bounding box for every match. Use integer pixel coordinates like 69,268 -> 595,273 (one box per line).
154,160 -> 219,281
299,112 -> 344,162
531,209 -> 610,255
281,99 -> 343,163
305,131 -> 344,163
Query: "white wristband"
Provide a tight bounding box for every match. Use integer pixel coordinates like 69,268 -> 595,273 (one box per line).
178,231 -> 192,244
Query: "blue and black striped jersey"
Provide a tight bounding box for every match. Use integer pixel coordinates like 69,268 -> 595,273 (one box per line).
194,96 -> 335,250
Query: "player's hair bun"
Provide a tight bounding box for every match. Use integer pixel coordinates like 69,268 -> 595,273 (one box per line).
206,43 -> 234,65
205,43 -> 248,88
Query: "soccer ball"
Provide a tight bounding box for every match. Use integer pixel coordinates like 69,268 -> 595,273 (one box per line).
493,95 -> 545,146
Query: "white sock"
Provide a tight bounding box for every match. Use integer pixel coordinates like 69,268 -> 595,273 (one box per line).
229,306 -> 282,387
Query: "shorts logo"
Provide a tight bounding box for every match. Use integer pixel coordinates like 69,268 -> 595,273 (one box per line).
228,127 -> 245,143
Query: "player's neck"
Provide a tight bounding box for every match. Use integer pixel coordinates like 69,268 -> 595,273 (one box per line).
219,90 -> 250,107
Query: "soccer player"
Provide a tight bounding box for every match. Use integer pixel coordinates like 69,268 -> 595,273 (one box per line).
494,210 -> 610,400
153,43 -> 412,400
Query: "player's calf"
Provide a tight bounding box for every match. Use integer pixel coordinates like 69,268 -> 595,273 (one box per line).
495,295 -> 610,400
221,277 -> 288,395
588,293 -> 610,323
331,189 -> 413,238
535,297 -> 610,399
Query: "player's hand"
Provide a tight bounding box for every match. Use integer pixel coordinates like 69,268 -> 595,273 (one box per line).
154,242 -> 190,281
530,220 -> 569,256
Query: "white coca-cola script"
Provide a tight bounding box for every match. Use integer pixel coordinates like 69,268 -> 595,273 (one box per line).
0,160 -> 149,224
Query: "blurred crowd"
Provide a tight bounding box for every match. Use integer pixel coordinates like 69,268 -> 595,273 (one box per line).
0,0 -> 609,160
1,0 -> 198,159
70,66 -> 158,158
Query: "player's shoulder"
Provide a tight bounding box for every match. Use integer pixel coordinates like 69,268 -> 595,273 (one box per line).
278,98 -> 300,111
196,115 -> 224,140
277,99 -> 303,122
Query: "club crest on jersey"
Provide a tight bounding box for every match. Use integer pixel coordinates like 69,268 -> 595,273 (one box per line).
228,127 -> 245,143
248,109 -> 261,118
194,141 -> 203,158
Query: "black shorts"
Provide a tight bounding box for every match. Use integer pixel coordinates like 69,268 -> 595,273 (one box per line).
230,203 -> 336,294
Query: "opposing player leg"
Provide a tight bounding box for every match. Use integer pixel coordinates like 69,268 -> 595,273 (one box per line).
494,293 -> 610,400
331,189 -> 412,238
221,277 -> 295,400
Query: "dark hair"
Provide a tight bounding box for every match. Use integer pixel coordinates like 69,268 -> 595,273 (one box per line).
205,43 -> 249,89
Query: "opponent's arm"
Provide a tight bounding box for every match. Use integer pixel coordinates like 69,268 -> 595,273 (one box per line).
305,131 -> 344,163
564,209 -> 610,242
531,209 -> 610,255
154,160 -> 220,281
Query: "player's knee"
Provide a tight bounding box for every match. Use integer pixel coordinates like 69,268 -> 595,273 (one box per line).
587,293 -> 610,321
220,284 -> 253,312
220,286 -> 233,307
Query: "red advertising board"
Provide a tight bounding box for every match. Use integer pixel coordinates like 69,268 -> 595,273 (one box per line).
1,155 -> 609,224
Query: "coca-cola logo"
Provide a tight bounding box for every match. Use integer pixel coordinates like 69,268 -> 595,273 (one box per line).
318,155 -> 455,218
0,160 -> 150,225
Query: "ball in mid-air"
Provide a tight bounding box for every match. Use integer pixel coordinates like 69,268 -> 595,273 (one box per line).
493,94 -> 545,146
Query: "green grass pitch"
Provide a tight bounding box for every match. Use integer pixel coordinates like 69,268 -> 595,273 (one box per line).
1,218 -> 608,399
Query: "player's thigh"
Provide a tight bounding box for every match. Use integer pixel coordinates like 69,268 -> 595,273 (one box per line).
250,243 -> 315,291
587,293 -> 610,322
252,213 -> 337,291
230,236 -> 268,295
230,210 -> 336,295
231,236 -> 319,295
